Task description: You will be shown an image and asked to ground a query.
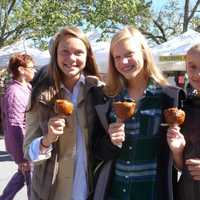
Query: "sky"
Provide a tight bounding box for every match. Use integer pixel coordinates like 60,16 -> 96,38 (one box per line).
151,0 -> 196,11
152,0 -> 168,10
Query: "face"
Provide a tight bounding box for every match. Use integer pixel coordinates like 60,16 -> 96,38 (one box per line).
112,38 -> 145,81
186,51 -> 200,90
57,35 -> 87,82
23,61 -> 36,82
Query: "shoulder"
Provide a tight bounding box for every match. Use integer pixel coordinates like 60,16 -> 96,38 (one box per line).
162,85 -> 185,98
31,73 -> 55,105
161,85 -> 186,107
37,86 -> 56,105
85,76 -> 110,105
85,75 -> 105,88
4,82 -> 20,98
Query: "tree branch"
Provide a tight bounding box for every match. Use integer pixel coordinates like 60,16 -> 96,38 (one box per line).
188,0 -> 200,21
1,0 -> 16,36
152,19 -> 167,41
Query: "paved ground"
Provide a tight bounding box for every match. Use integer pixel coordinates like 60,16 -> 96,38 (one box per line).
0,135 -> 27,200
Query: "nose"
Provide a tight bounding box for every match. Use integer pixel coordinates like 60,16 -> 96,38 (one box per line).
68,53 -> 76,61
122,57 -> 128,64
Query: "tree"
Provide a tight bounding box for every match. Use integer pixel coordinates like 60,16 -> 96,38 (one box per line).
144,0 -> 200,45
183,0 -> 200,32
0,0 -> 89,48
0,0 -> 151,48
86,0 -> 151,40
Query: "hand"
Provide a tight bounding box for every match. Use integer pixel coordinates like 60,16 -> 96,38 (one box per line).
167,125 -> 186,155
186,159 -> 200,180
18,161 -> 31,175
45,115 -> 66,145
108,122 -> 125,147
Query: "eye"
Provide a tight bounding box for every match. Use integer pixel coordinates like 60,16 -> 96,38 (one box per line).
126,52 -> 134,57
59,49 -> 69,55
75,50 -> 85,56
114,56 -> 120,61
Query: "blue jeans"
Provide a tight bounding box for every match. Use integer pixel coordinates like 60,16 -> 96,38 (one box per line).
0,169 -> 31,200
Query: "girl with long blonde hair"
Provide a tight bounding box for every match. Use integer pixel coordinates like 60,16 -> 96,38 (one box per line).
93,26 -> 184,200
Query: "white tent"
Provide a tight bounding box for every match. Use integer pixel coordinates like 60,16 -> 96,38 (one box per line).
92,41 -> 110,73
152,30 -> 200,71
0,40 -> 50,68
0,38 -> 110,73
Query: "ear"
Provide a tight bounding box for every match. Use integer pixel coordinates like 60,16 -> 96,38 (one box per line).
18,66 -> 25,75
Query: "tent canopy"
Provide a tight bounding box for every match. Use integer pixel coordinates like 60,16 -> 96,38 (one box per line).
152,30 -> 200,71
0,39 -> 110,73
92,41 -> 110,73
0,40 -> 50,68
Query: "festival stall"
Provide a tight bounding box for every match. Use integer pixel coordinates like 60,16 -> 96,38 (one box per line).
0,40 -> 50,69
152,29 -> 200,71
152,29 -> 200,86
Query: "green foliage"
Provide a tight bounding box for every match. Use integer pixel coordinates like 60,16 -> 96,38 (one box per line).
0,68 -> 11,95
0,0 -> 151,49
86,0 -> 151,39
1,0 -> 200,48
146,0 -> 200,45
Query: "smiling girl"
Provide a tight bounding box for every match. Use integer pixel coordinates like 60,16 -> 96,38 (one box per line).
93,26 -> 185,200
167,44 -> 200,200
23,27 -> 103,200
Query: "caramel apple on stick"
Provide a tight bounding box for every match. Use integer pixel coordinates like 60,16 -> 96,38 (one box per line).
164,107 -> 185,127
112,100 -> 136,122
54,99 -> 74,116
112,100 -> 136,148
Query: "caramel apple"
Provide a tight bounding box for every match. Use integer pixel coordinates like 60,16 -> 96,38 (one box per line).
55,99 -> 73,116
193,89 -> 200,97
164,107 -> 185,126
113,100 -> 136,121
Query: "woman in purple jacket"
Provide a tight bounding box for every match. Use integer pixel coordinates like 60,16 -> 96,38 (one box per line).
0,53 -> 36,200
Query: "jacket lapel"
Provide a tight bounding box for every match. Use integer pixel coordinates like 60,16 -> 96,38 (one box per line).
95,101 -> 110,131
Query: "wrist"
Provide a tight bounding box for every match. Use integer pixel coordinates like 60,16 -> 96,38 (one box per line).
172,148 -> 184,157
41,136 -> 51,148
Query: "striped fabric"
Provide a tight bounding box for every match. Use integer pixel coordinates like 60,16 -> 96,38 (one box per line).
108,80 -> 164,200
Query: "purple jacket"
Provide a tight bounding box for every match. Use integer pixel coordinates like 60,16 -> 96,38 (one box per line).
2,80 -> 31,164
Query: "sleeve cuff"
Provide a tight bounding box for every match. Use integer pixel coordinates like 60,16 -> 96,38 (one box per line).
29,136 -> 52,162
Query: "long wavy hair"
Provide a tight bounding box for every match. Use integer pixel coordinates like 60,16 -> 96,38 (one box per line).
49,26 -> 100,93
30,26 -> 100,109
105,26 -> 168,96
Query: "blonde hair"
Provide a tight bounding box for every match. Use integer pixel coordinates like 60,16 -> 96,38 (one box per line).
49,26 -> 100,93
187,44 -> 200,57
105,26 -> 168,96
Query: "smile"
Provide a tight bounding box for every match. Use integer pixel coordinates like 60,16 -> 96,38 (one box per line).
122,65 -> 135,72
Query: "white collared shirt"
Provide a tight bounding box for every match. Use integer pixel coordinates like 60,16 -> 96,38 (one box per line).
29,74 -> 88,200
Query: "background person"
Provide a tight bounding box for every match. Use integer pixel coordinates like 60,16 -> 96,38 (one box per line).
167,44 -> 200,200
0,53 -> 35,200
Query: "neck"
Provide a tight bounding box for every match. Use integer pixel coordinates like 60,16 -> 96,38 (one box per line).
15,77 -> 28,87
128,75 -> 148,100
63,75 -> 80,92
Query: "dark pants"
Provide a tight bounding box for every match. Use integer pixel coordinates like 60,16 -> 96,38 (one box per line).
0,169 -> 31,200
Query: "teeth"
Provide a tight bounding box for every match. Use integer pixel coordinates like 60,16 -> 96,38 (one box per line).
123,65 -> 134,71
63,64 -> 77,68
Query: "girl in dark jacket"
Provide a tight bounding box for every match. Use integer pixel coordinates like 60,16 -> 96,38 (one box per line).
92,26 -> 184,200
